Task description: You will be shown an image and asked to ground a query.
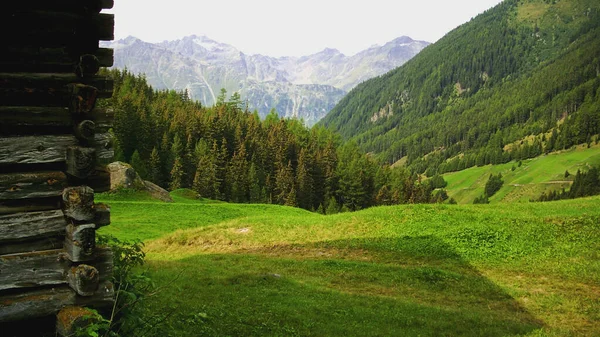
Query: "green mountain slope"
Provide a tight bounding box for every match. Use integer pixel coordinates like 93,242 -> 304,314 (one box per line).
320,0 -> 600,174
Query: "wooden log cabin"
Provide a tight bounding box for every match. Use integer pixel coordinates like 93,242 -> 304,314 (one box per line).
0,1 -> 116,335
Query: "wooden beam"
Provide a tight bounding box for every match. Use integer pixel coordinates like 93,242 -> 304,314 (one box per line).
1,13 -> 115,47
74,121 -> 97,142
0,171 -> 67,201
62,186 -> 95,222
0,281 -> 114,323
0,235 -> 64,256
66,146 -> 96,179
0,250 -> 68,290
75,54 -> 101,78
64,224 -> 96,262
0,209 -> 66,243
0,135 -> 77,167
7,0 -> 114,13
0,247 -> 113,293
67,265 -> 100,296
0,197 -> 62,215
0,73 -> 113,106
93,132 -> 114,165
85,167 -> 111,193
94,203 -> 110,228
0,133 -> 113,170
0,47 -> 113,73
0,107 -> 113,135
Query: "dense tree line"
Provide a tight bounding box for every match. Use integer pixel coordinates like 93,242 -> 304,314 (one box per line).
320,0 -> 600,176
473,173 -> 504,204
103,69 -> 444,212
537,166 -> 600,201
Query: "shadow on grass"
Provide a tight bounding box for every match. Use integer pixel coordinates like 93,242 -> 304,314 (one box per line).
145,236 -> 543,337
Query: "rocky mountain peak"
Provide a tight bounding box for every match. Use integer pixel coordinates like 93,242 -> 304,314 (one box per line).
107,35 -> 429,125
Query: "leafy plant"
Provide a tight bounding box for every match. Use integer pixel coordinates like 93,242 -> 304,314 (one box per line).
73,235 -> 155,337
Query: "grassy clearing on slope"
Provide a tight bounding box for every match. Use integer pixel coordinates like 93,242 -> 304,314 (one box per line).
444,145 -> 600,203
99,189 -> 600,336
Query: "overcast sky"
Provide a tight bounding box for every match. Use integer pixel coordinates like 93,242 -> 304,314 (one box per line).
106,0 -> 504,57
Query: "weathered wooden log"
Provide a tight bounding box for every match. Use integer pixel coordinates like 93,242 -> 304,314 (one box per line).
0,107 -> 113,135
0,282 -> 115,323
0,171 -> 67,201
67,265 -> 100,296
1,12 -> 115,47
64,224 -> 96,262
94,203 -> 110,228
75,54 -> 101,78
0,209 -> 66,243
0,133 -> 113,170
0,197 -> 62,215
56,306 -> 102,337
0,73 -> 113,107
7,0 -> 114,14
85,167 -> 111,193
0,236 -> 64,256
90,108 -> 115,133
0,250 -> 69,291
62,186 -> 95,222
69,84 -> 99,114
0,247 -> 112,291
93,132 -> 114,165
66,147 -> 96,179
0,47 -> 113,73
74,120 -> 96,142
0,135 -> 76,167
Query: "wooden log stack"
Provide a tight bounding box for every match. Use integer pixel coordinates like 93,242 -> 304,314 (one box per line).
0,1 -> 116,335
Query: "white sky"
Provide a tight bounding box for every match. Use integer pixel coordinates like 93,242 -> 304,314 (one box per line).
106,0 -> 504,57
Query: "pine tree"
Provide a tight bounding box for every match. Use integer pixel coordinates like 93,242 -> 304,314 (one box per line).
325,196 -> 339,215
192,154 -> 219,199
248,162 -> 263,203
149,147 -> 163,187
284,186 -> 297,207
169,156 -> 184,191
130,150 -> 148,180
226,142 -> 249,203
296,148 -> 314,209
275,161 -> 295,205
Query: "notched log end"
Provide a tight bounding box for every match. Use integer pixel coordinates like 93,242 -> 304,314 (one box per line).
62,186 -> 95,221
94,203 -> 110,228
67,265 -> 100,296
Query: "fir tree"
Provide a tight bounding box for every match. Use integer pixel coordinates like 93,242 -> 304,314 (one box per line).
130,150 -> 148,180
149,147 -> 163,187
169,156 -> 184,191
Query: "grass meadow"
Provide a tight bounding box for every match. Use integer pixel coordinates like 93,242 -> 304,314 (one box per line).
444,144 -> 600,204
97,189 -> 600,336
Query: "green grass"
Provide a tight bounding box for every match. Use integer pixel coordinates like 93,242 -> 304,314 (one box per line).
444,145 -> 600,204
97,189 -> 600,337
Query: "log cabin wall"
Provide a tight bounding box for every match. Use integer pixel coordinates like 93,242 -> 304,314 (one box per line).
0,1 -> 116,335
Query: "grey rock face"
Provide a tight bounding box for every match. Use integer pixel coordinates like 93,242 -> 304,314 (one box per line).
103,35 -> 429,126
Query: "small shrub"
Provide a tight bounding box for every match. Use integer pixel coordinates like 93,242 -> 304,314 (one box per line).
74,235 -> 154,337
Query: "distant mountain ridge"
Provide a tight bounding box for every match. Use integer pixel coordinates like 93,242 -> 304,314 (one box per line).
103,35 -> 429,125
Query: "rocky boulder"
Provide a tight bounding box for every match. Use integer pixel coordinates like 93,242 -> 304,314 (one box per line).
107,162 -> 144,190
107,161 -> 173,202
143,180 -> 173,202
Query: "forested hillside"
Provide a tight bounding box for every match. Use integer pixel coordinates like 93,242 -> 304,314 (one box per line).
320,0 -> 600,175
102,70 -> 445,213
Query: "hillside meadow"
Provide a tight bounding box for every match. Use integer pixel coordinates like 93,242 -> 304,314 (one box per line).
97,190 -> 600,336
444,144 -> 600,204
